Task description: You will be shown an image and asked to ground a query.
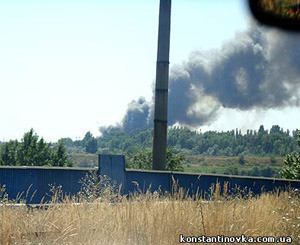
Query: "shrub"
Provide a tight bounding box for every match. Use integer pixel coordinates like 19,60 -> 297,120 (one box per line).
238,155 -> 246,165
281,132 -> 300,180
127,147 -> 185,171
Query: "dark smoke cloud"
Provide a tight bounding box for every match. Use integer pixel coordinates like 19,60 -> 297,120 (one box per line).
169,25 -> 300,126
104,24 -> 300,133
122,97 -> 152,132
100,97 -> 152,135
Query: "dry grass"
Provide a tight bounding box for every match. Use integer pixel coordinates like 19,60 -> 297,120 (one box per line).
0,181 -> 299,245
186,155 -> 285,167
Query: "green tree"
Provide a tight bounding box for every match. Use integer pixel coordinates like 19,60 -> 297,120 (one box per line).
280,132 -> 300,180
0,140 -> 18,166
83,131 -> 98,154
0,129 -> 72,167
52,141 -> 73,167
59,137 -> 74,148
34,138 -> 53,166
166,147 -> 185,171
128,148 -> 152,170
82,131 -> 93,147
270,125 -> 281,134
86,138 -> 98,154
17,129 -> 40,166
127,147 -> 185,171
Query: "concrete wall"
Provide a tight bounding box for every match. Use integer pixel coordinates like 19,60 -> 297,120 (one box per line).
99,155 -> 300,197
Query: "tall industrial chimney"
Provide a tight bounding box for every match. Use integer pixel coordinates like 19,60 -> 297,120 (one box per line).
152,0 -> 172,170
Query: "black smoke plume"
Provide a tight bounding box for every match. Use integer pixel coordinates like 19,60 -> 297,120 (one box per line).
102,24 -> 300,133
168,25 -> 300,126
122,97 -> 152,132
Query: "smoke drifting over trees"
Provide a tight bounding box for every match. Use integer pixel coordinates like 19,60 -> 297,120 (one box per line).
103,24 -> 300,133
122,97 -> 152,132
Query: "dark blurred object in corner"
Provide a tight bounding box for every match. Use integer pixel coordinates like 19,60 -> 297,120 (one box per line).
249,0 -> 300,31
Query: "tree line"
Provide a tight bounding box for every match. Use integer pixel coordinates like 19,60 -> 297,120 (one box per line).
58,125 -> 299,157
0,126 -> 299,179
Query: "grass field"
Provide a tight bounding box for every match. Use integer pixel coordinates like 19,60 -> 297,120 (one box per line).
184,155 -> 284,177
185,155 -> 284,167
69,153 -> 285,178
69,154 -> 98,168
0,182 -> 299,245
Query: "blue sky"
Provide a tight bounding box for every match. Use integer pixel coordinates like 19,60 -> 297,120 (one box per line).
0,0 -> 299,141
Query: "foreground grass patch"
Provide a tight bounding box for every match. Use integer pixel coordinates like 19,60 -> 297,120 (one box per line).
0,185 -> 299,245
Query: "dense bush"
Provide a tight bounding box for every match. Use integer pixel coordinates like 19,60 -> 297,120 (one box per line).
126,147 -> 185,171
281,132 -> 300,180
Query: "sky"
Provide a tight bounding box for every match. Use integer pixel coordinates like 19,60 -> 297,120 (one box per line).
0,0 -> 299,142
